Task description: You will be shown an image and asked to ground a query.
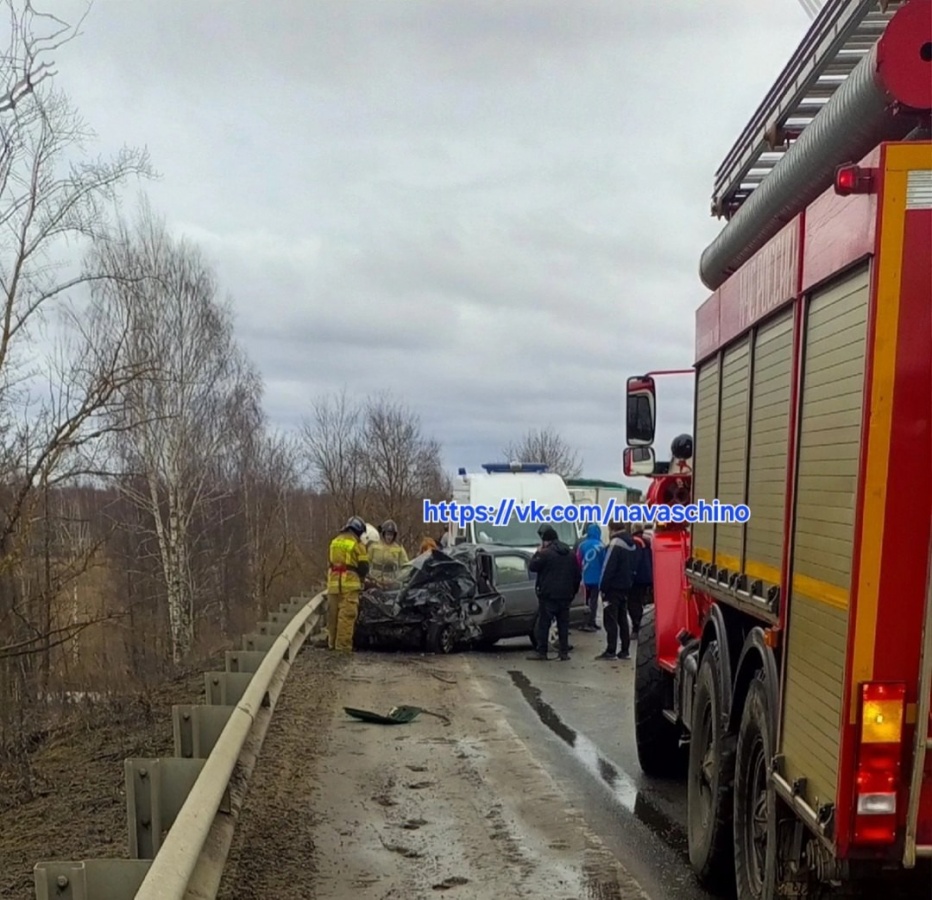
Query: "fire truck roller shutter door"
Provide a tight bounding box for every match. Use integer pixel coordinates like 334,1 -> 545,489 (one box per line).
691,359 -> 720,565
780,263 -> 870,815
713,336 -> 750,576
744,308 -> 794,591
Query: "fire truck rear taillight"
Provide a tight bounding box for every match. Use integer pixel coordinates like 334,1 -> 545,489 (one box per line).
853,682 -> 906,845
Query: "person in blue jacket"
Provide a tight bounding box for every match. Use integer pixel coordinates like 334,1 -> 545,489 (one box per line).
576,523 -> 606,632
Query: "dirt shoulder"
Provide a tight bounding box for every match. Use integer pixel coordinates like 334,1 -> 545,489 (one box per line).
219,647 -> 649,899
0,662 -> 213,900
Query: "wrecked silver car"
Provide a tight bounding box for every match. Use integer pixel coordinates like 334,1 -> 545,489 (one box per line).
354,543 -> 588,654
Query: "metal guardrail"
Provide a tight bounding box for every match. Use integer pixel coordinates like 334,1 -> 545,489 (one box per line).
33,590 -> 327,899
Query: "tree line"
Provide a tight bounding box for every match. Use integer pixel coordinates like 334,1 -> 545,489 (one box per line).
0,4 -> 448,800
0,2 -> 585,801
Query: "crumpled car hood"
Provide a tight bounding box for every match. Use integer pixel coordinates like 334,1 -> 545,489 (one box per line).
357,549 -> 507,642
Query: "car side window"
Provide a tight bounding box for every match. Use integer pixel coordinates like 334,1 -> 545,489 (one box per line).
493,555 -> 529,586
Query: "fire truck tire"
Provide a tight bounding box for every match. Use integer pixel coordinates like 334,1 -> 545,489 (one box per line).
687,643 -> 736,888
733,670 -> 778,900
634,605 -> 686,778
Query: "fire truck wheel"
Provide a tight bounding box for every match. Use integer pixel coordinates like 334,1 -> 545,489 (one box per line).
634,605 -> 687,778
687,643 -> 736,888
733,670 -> 778,900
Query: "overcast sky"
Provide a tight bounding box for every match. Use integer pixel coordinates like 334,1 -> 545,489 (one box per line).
51,0 -> 812,488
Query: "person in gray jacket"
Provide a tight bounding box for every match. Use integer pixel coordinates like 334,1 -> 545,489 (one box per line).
596,522 -> 637,660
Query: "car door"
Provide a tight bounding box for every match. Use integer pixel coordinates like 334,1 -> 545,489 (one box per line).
491,552 -> 538,635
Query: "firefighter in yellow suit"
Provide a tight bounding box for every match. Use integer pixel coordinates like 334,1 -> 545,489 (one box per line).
327,516 -> 369,652
368,519 -> 409,587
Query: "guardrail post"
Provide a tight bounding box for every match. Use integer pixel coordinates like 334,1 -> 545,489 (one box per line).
280,599 -> 305,616
34,860 -> 152,899
242,632 -> 277,652
172,705 -> 235,758
255,618 -> 286,637
267,611 -> 289,629
203,671 -> 253,705
125,758 -> 215,858
225,649 -> 266,673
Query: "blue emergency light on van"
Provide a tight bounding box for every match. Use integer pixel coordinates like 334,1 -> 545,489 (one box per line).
480,462 -> 549,473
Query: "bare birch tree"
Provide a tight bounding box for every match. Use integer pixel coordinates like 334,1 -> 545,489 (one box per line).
88,202 -> 258,663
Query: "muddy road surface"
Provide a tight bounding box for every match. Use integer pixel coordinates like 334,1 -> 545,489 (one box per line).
468,628 -> 714,900
468,629 -> 932,900
220,629 -> 931,899
219,644 -> 648,899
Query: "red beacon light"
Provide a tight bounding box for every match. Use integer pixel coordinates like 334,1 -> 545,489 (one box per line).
834,163 -> 875,196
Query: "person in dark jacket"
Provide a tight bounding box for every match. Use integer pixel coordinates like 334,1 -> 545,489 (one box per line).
629,526 -> 653,636
596,522 -> 637,660
527,525 -> 581,661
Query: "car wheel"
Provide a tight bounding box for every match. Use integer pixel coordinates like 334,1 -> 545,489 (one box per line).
426,623 -> 456,654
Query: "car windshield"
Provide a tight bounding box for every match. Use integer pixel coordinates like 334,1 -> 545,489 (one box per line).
472,516 -> 577,548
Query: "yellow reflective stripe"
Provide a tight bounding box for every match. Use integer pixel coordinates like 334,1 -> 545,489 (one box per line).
715,552 -> 741,571
692,551 -> 781,588
745,560 -> 781,585
791,573 -> 849,611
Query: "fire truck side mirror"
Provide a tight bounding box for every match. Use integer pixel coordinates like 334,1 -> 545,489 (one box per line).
626,375 -> 656,446
624,446 -> 656,477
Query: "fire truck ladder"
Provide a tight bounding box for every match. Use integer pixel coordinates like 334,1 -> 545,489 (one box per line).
711,0 -> 907,218
905,531 -> 932,866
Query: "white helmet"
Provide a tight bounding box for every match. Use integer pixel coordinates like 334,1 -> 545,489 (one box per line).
361,523 -> 380,546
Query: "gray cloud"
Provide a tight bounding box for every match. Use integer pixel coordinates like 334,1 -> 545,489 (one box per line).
51,0 -> 810,485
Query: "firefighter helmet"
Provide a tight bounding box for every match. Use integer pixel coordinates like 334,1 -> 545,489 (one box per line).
344,516 -> 366,537
671,434 -> 693,460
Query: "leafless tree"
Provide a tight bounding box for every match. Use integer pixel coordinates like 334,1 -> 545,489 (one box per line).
0,0 -> 154,787
242,428 -> 303,617
502,427 -> 583,479
301,389 -> 449,550
88,201 -> 259,664
361,392 -> 443,520
301,388 -> 365,523
0,6 -> 152,631
0,300 -> 149,655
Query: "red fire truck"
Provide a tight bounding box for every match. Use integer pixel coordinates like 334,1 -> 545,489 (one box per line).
622,1 -> 932,897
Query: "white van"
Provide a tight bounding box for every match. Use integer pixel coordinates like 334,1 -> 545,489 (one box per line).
445,463 -> 581,549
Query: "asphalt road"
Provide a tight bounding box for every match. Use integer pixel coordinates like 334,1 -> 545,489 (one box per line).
465,627 -> 932,900
465,626 -> 721,900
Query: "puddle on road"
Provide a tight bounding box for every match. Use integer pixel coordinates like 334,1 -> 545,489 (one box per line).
507,669 -> 689,860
